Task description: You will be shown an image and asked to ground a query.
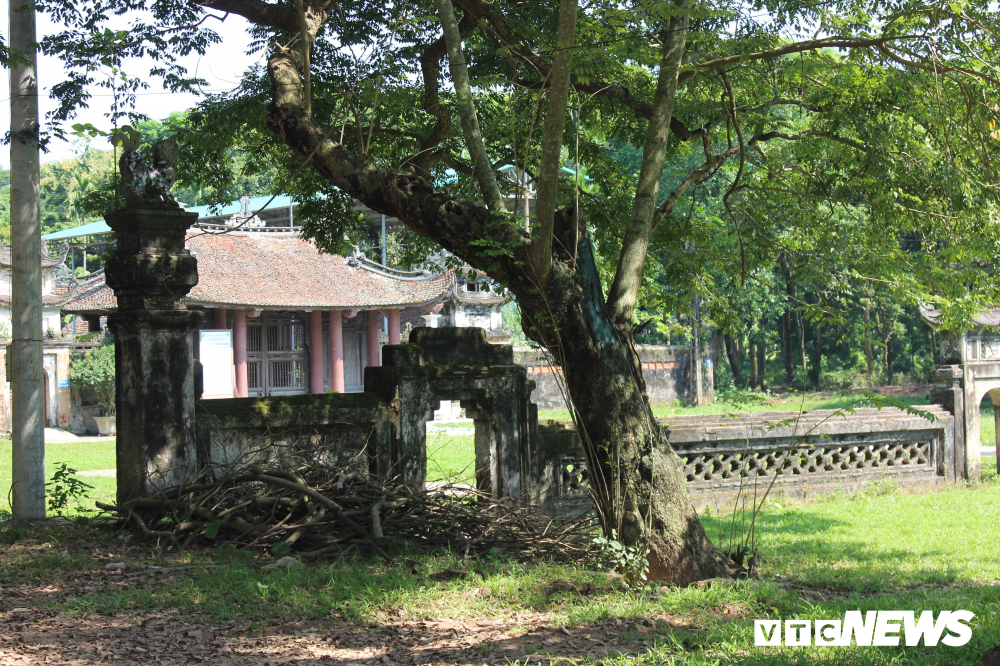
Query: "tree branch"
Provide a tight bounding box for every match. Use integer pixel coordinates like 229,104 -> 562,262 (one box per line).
751,129 -> 867,152
651,145 -> 741,230
876,43 -> 1000,88
266,45 -> 525,284
198,0 -> 299,32
528,0 -> 577,283
606,0 -> 691,327
413,9 -> 477,178
679,36 -> 914,84
456,0 -> 709,140
435,0 -> 505,212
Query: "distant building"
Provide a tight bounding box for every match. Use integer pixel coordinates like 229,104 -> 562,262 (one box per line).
0,244 -> 79,431
438,269 -> 509,342
63,230 -> 456,396
0,245 -> 72,336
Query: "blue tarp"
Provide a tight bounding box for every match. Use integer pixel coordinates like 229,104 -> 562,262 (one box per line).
41,220 -> 112,240
185,193 -> 295,218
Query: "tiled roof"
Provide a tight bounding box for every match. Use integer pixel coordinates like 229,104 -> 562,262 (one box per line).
920,306 -> 1000,330
62,232 -> 455,313
0,245 -> 68,269
61,278 -> 115,314
453,289 -> 508,306
0,293 -> 74,307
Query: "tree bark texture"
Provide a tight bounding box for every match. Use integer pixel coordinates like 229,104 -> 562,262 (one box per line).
797,309 -> 807,375
864,306 -> 875,379
435,0 -> 505,213
781,308 -> 792,383
748,341 -> 759,389
263,45 -> 732,585
781,262 -> 794,383
724,333 -> 743,387
711,330 -> 723,391
885,336 -> 895,384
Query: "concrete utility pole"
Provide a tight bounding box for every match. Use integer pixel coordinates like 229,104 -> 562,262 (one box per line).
9,0 -> 46,519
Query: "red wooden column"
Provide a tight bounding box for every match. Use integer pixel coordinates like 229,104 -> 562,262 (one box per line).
367,311 -> 380,367
330,310 -> 345,393
233,309 -> 248,398
387,308 -> 401,345
212,308 -> 227,328
309,310 -> 324,394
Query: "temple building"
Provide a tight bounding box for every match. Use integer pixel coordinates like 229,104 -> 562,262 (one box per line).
62,230 -> 455,397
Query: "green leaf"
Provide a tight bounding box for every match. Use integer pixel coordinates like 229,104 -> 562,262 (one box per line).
204,521 -> 222,540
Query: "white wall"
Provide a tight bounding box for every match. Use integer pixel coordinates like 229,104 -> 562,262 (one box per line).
0,306 -> 62,338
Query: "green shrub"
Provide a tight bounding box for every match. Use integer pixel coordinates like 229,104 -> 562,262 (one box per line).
46,462 -> 94,516
69,342 -> 115,416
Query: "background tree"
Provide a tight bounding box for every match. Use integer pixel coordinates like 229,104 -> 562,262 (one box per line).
68,342 -> 115,417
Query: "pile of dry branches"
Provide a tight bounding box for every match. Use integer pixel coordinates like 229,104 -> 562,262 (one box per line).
98,464 -> 594,563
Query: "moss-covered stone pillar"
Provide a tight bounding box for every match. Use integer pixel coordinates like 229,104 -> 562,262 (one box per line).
105,207 -> 202,504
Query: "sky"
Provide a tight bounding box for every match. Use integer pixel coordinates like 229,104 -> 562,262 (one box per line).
0,5 -> 261,168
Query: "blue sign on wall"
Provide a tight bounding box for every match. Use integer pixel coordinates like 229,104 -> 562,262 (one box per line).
58,378 -> 70,389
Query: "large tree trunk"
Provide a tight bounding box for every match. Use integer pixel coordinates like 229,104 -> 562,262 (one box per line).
782,307 -> 793,384
711,330 -> 723,391
883,334 -> 894,384
263,40 -> 732,586
518,213 -> 732,583
796,309 -> 807,373
782,265 -> 794,384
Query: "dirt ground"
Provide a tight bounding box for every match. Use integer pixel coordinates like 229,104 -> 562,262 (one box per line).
0,573 -> 676,665
0,530 -> 683,666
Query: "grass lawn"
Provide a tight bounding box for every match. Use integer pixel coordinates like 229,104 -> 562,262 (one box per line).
980,401 -> 998,453
0,437 -> 116,516
426,431 -> 476,484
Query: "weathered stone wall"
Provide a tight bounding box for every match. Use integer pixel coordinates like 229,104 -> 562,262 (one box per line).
194,392 -> 391,478
533,405 -> 954,512
173,328 -> 958,519
514,345 -> 713,411
365,328 -> 533,498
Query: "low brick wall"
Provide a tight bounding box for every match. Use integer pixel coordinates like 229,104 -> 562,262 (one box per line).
514,345 -> 713,410
194,393 -> 392,478
532,405 -> 955,512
